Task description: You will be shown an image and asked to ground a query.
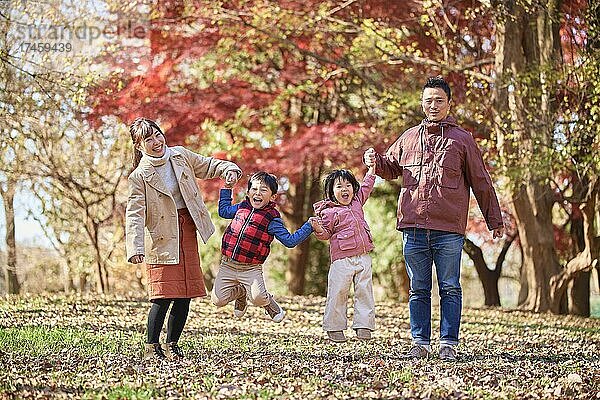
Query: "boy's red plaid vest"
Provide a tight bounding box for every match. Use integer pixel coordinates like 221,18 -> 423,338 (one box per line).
221,200 -> 280,264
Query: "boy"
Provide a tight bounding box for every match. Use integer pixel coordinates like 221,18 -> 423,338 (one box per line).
211,171 -> 314,322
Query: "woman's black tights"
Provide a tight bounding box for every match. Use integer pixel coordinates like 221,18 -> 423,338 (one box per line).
147,298 -> 191,344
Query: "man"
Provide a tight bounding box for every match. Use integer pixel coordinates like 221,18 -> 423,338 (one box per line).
364,76 -> 504,361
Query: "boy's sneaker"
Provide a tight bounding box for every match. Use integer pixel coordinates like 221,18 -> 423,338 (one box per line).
233,285 -> 248,318
401,344 -> 430,359
327,331 -> 347,342
355,328 -> 372,341
144,343 -> 167,361
439,345 -> 457,361
162,342 -> 184,359
264,297 -> 285,323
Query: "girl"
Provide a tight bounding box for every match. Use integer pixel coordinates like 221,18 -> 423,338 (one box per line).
310,164 -> 376,342
126,117 -> 241,360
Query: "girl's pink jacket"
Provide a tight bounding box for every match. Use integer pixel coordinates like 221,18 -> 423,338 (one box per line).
313,174 -> 376,263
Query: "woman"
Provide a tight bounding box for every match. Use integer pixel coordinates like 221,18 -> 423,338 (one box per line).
126,117 -> 241,360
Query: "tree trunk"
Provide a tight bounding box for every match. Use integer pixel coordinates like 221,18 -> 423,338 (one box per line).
284,170 -> 321,294
516,241 -> 527,305
463,238 -> 501,306
287,239 -> 309,295
79,273 -> 87,292
492,0 -> 563,312
0,179 -> 20,294
549,180 -> 599,316
566,197 -> 590,316
62,261 -> 75,293
93,223 -> 106,293
463,235 -> 515,307
568,272 -> 590,316
513,184 -> 562,311
391,260 -> 410,303
285,174 -> 308,294
84,218 -> 107,294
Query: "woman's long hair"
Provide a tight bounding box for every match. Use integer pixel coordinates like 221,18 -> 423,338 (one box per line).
129,118 -> 164,168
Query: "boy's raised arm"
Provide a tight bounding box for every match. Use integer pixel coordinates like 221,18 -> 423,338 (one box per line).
218,188 -> 240,219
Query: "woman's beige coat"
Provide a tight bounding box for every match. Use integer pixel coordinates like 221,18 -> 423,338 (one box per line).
126,146 -> 241,264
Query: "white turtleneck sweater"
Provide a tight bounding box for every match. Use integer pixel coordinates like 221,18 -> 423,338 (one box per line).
142,147 -> 186,209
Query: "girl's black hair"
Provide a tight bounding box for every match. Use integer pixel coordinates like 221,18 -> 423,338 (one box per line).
323,169 -> 360,202
248,171 -> 278,194
129,117 -> 165,168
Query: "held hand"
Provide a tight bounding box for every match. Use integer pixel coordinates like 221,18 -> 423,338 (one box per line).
224,170 -> 240,188
492,227 -> 505,239
130,254 -> 145,264
309,217 -> 324,234
363,148 -> 376,167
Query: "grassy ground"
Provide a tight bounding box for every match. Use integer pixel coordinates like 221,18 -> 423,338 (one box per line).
0,295 -> 598,399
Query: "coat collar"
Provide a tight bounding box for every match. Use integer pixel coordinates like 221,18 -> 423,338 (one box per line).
422,116 -> 458,135
138,147 -> 188,196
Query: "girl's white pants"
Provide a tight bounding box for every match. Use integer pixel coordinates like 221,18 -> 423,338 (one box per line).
323,253 -> 376,331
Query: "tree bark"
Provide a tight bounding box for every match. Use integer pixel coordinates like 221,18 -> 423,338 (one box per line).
550,180 -> 599,315
283,170 -> 321,294
513,184 -> 562,311
0,178 -> 20,294
463,235 -> 515,307
568,272 -> 590,316
492,0 -> 563,312
391,260 -> 410,303
463,238 -> 501,306
62,261 -> 75,293
92,223 -> 106,293
565,196 -> 590,316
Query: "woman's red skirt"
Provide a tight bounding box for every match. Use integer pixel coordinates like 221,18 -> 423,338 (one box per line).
146,208 -> 207,299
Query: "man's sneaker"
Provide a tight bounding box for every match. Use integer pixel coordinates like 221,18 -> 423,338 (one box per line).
162,342 -> 184,359
401,344 -> 430,359
439,345 -> 457,361
264,297 -> 285,322
355,328 -> 372,341
144,343 -> 167,361
233,285 -> 248,318
327,331 -> 347,342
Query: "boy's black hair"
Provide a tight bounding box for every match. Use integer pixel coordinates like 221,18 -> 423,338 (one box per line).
323,170 -> 360,202
248,171 -> 278,194
423,76 -> 452,101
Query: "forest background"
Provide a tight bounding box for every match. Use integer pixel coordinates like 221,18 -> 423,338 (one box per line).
1,0 -> 598,317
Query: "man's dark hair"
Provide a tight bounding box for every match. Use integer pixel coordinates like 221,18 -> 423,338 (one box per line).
423,76 -> 451,100
323,170 -> 360,203
248,171 -> 278,194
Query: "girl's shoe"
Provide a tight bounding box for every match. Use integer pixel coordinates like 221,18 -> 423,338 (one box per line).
163,342 -> 184,359
327,331 -> 347,342
144,343 -> 167,361
355,328 -> 372,340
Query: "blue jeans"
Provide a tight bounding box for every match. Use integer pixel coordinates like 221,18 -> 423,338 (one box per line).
402,228 -> 464,346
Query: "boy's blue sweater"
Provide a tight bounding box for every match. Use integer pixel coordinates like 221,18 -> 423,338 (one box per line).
218,188 -> 313,248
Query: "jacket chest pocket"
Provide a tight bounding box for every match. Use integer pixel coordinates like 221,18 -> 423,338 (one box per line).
400,151 -> 422,188
435,151 -> 462,189
337,230 -> 358,251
